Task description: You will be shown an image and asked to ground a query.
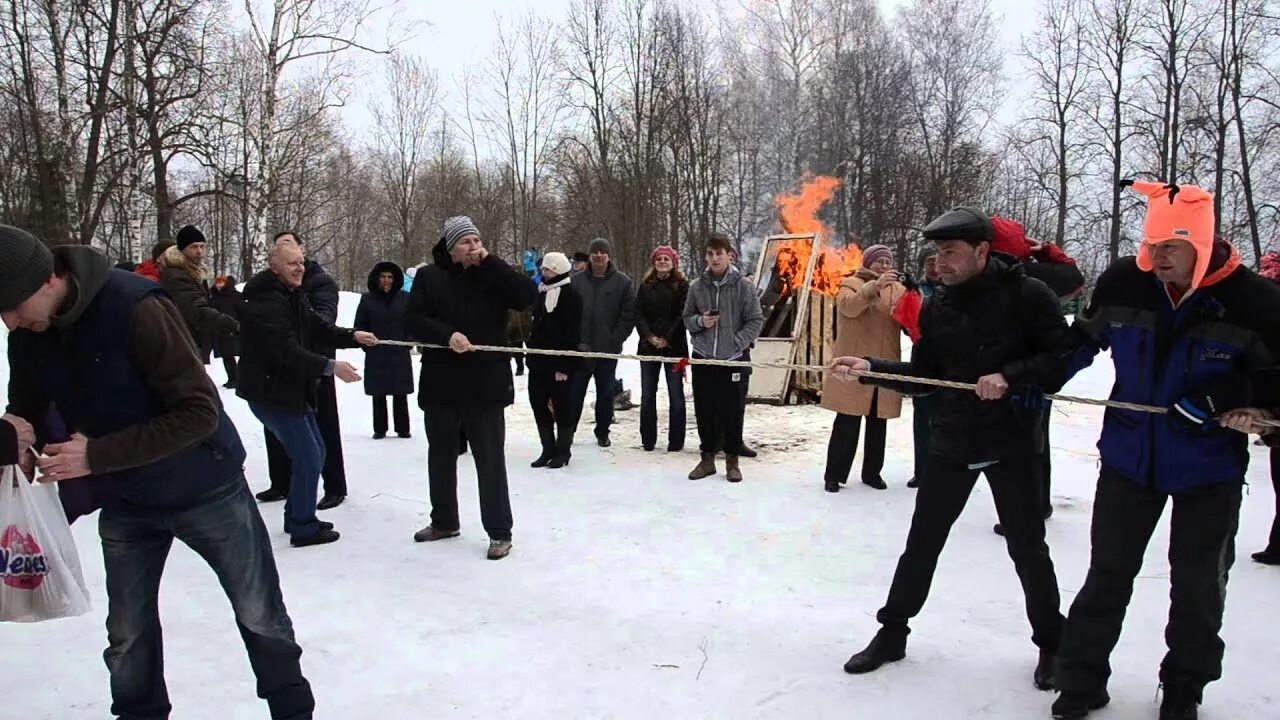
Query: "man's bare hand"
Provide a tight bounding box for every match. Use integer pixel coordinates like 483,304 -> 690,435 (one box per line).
354,331 -> 378,347
1220,408 -> 1276,435
701,312 -> 719,329
976,373 -> 1010,401
449,332 -> 473,353
2,414 -> 35,457
827,356 -> 870,382
37,433 -> 91,482
334,361 -> 362,383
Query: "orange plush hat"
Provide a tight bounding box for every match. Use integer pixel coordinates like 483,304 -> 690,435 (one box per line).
1126,180 -> 1216,288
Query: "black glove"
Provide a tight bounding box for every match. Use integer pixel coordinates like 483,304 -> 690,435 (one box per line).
900,272 -> 919,293
1170,374 -> 1252,431
1009,386 -> 1051,411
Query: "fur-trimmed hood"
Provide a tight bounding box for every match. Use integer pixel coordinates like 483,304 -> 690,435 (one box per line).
161,244 -> 210,284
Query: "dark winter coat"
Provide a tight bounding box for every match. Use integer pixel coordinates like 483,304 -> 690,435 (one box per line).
158,245 -> 238,364
237,269 -> 360,412
1062,241 -> 1280,493
507,306 -> 533,345
354,261 -> 414,397
863,257 -> 1070,464
527,277 -> 583,376
301,259 -> 340,358
404,239 -> 539,409
636,272 -> 690,358
210,279 -> 242,358
570,262 -> 637,353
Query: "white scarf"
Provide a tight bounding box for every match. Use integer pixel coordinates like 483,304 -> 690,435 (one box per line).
540,275 -> 572,313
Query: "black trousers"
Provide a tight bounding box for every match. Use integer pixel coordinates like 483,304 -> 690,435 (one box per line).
372,394 -> 410,436
528,370 -> 575,454
570,359 -> 618,438
511,342 -> 525,374
911,394 -> 938,483
1266,448 -> 1280,553
640,360 -> 686,451
824,392 -> 887,484
1055,470 -> 1242,698
1037,403 -> 1053,516
424,405 -> 512,541
266,375 -> 348,497
221,355 -> 238,385
692,365 -> 746,455
877,451 -> 1064,650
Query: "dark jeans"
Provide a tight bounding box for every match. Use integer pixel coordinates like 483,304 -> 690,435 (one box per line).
251,402 -> 325,540
511,343 -> 525,374
1266,448 -> 1280,553
99,479 -> 313,720
372,394 -> 410,436
640,360 -> 686,450
1055,470 -> 1242,698
692,364 -> 746,455
424,405 -> 513,541
1037,403 -> 1053,516
528,370 -> 575,454
877,451 -> 1064,650
912,394 -> 938,483
824,392 -> 887,484
571,359 -> 618,438
266,375 -> 347,497
221,355 -> 238,385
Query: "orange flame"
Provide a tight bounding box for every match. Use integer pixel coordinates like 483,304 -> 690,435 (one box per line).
772,175 -> 863,297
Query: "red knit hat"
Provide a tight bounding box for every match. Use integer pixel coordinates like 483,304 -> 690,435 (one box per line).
651,245 -> 679,265
989,217 -> 1032,262
1128,180 -> 1215,288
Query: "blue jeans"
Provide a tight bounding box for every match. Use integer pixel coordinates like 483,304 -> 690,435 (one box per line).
100,478 -> 313,719
639,360 -> 686,450
250,402 -> 325,539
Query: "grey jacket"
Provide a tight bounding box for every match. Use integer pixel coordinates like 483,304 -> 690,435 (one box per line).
571,262 -> 637,353
683,265 -> 763,360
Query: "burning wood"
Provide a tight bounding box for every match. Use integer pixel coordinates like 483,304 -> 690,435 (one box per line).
772,175 -> 863,298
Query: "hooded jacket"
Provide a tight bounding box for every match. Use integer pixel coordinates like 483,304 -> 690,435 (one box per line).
682,264 -> 764,361
158,245 -> 239,363
1062,238 -> 1280,492
570,261 -> 637,353
354,261 -> 414,397
404,238 -> 538,408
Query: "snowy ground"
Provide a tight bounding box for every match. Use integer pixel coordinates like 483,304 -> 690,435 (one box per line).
4,292 -> 1279,719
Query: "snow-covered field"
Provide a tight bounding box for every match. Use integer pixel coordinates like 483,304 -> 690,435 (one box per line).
4,292 -> 1278,719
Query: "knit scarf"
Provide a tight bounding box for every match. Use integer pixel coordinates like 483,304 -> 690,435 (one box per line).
540,275 -> 572,313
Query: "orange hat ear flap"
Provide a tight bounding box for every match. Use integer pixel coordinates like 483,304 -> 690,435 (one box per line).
1191,246 -> 1212,289
1136,242 -> 1156,272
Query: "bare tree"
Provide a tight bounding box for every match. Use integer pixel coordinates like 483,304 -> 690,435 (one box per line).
370,52 -> 439,267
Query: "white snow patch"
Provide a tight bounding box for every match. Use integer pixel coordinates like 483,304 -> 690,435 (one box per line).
2,295 -> 1278,719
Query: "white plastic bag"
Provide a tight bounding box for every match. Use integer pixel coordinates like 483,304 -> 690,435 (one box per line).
0,464 -> 92,622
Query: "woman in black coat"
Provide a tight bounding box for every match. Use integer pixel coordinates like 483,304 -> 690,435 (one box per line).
527,252 -> 583,468
635,246 -> 689,452
210,276 -> 242,389
354,261 -> 415,438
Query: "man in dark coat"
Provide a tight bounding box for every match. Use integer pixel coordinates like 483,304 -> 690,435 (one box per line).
210,275 -> 242,389
569,237 -> 637,447
257,231 -> 351,510
0,225 -> 315,718
404,216 -> 537,561
237,242 -> 376,547
158,225 -> 238,364
830,207 -> 1068,692
354,261 -> 415,439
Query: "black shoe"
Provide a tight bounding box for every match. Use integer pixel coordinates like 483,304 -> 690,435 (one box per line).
531,451 -> 555,468
291,528 -> 340,548
643,444 -> 655,452
667,444 -> 683,453
1051,690 -> 1111,719
862,476 -> 888,490
222,382 -> 237,389
548,454 -> 571,469
413,525 -> 460,542
1159,684 -> 1200,720
255,488 -> 286,503
397,431 -> 412,439
373,432 -> 386,440
738,445 -> 758,459
1034,649 -> 1055,690
907,476 -> 919,488
316,494 -> 345,511
842,627 -> 907,674
1252,549 -> 1280,565
824,479 -> 840,493
596,433 -> 611,448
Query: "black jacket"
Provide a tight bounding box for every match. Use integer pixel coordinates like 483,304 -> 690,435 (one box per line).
236,270 -> 359,411
571,263 -> 637,353
863,258 -> 1070,463
404,239 -> 538,408
158,246 -> 238,363
354,261 -> 414,397
210,279 -> 242,358
636,273 -> 690,358
527,279 -> 583,376
301,259 -> 340,358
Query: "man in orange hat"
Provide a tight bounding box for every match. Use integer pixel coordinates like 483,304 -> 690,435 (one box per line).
1047,181 -> 1280,720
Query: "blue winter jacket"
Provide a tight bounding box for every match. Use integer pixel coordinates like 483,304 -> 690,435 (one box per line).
1063,243 -> 1280,493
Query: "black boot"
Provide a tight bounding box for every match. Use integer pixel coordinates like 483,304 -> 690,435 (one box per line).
532,424 -> 557,468
255,488 -> 286,503
824,478 -> 840,493
843,627 -> 907,674
1251,548 -> 1280,565
1034,649 -> 1055,690
1158,684 -> 1199,720
548,425 -> 574,469
1051,690 -> 1111,719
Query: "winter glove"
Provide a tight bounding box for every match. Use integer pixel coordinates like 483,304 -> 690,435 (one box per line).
1009,386 -> 1051,411
1170,397 -> 1218,431
1172,373 -> 1253,429
900,272 -> 920,293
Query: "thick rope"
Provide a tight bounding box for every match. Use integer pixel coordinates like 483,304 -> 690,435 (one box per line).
374,339 -> 1280,428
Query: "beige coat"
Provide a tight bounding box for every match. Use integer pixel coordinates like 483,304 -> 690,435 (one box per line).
820,268 -> 906,418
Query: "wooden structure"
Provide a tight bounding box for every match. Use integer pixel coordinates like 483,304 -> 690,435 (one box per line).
747,233 -> 836,405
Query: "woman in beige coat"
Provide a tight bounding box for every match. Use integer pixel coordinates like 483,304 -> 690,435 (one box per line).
821,244 -> 905,492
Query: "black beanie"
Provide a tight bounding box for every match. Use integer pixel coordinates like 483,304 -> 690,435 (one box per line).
0,225 -> 55,313
922,207 -> 993,246
176,225 -> 206,251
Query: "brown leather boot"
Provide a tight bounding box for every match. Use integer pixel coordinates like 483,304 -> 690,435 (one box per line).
725,455 -> 743,483
688,452 -> 717,480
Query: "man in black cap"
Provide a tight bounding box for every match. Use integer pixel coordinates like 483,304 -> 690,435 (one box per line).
571,252 -> 590,275
159,224 -> 239,365
829,207 -> 1069,692
0,224 -> 314,718
569,237 -> 636,447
